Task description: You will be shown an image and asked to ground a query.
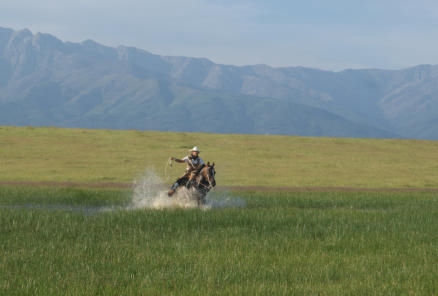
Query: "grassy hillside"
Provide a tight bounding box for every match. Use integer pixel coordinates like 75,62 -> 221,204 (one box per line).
1,126 -> 438,188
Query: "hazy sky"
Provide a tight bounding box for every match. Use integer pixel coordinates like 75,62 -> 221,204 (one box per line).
1,0 -> 438,70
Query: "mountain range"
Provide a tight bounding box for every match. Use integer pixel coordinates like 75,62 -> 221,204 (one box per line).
1,26 -> 437,139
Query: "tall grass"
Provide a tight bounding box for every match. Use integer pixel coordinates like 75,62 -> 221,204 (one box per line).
1,187 -> 437,295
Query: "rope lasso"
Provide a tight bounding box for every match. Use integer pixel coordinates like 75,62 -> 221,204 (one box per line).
164,157 -> 173,181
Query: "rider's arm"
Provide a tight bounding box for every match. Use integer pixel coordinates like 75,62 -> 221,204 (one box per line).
171,157 -> 185,163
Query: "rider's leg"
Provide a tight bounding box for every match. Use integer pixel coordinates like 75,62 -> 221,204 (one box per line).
170,182 -> 179,190
168,180 -> 181,197
168,174 -> 189,197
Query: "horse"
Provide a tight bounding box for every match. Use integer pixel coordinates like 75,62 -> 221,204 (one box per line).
171,162 -> 216,206
192,162 -> 216,205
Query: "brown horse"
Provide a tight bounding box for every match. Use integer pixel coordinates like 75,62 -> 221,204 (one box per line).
193,162 -> 216,205
172,162 -> 216,206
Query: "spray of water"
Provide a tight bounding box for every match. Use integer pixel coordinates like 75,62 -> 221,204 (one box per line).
129,169 -> 245,210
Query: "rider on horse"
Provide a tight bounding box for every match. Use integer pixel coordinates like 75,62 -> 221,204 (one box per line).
168,146 -> 205,197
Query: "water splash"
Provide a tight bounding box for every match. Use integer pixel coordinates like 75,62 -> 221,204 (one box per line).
129,169 -> 245,210
1,169 -> 246,213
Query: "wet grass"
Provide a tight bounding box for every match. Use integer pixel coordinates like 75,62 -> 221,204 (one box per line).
0,186 -> 130,207
1,187 -> 438,295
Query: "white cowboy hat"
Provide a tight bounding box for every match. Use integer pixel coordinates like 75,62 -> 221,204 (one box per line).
189,146 -> 201,152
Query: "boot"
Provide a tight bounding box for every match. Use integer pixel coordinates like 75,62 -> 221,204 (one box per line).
168,182 -> 179,197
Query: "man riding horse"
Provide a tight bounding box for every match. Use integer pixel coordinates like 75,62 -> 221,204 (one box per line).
168,146 -> 205,197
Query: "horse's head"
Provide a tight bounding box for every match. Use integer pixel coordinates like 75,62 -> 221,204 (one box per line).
203,162 -> 216,188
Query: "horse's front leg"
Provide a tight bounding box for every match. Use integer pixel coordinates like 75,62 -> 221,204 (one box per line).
199,191 -> 207,206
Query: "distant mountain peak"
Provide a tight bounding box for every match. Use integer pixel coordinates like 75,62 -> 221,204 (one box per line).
81,39 -> 99,46
10,28 -> 32,40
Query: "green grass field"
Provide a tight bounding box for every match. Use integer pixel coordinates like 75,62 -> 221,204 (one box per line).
1,187 -> 437,295
1,126 -> 438,188
1,126 -> 438,295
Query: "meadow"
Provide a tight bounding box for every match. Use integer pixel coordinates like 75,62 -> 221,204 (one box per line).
1,186 -> 438,295
1,126 -> 438,188
1,126 -> 438,295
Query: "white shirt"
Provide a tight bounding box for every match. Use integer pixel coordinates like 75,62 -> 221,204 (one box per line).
182,155 -> 205,171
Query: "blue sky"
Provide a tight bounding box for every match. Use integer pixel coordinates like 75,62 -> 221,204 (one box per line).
1,0 -> 438,70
